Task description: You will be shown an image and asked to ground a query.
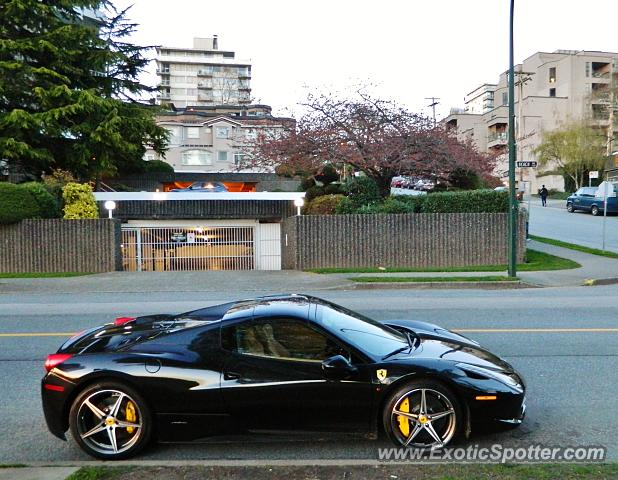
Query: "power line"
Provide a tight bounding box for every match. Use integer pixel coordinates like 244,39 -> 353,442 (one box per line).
425,97 -> 440,126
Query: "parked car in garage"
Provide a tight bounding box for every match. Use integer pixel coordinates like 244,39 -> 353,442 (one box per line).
171,182 -> 228,192
566,184 -> 618,215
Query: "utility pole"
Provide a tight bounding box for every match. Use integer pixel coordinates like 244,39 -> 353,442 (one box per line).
507,0 -> 517,278
425,97 -> 440,127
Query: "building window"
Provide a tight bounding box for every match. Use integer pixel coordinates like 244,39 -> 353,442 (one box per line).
217,151 -> 228,162
549,88 -> 556,97
181,150 -> 212,166
502,92 -> 508,106
245,128 -> 257,140
145,154 -> 155,161
166,126 -> 181,145
549,67 -> 556,84
185,127 -> 200,139
215,126 -> 229,138
234,153 -> 248,165
586,62 -> 591,77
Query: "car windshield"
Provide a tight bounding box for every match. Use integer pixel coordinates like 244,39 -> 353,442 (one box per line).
314,300 -> 409,358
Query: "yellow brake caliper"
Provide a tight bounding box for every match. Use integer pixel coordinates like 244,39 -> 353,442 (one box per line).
125,401 -> 136,434
397,397 -> 410,437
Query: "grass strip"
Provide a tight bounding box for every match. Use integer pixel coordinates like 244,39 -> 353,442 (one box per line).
0,272 -> 94,279
530,235 -> 618,259
309,249 -> 579,274
350,275 -> 517,283
67,464 -> 618,480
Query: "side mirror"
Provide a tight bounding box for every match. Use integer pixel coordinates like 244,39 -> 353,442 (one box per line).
321,355 -> 357,380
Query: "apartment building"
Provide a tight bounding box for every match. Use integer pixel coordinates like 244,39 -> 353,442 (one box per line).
145,104 -> 294,173
445,50 -> 618,192
156,37 -> 251,108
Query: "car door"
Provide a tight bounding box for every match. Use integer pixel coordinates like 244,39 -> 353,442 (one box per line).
220,316 -> 374,433
572,188 -> 584,208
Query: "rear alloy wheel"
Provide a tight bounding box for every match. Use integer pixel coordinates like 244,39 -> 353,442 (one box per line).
69,382 -> 152,459
566,203 -> 574,213
591,205 -> 600,216
383,381 -> 461,449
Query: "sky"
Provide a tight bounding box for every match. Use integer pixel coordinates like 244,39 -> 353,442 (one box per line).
110,0 -> 618,120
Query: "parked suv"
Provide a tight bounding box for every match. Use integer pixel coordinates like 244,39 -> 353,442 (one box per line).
566,185 -> 618,215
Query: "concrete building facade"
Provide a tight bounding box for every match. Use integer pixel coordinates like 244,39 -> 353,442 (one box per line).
156,37 -> 252,108
145,104 -> 294,174
445,50 -> 618,192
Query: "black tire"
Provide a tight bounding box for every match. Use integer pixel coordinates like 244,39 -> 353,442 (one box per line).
69,381 -> 152,460
382,380 -> 462,448
566,203 -> 574,213
591,205 -> 600,216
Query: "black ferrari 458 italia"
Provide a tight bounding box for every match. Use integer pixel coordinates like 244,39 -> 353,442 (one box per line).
42,294 -> 526,459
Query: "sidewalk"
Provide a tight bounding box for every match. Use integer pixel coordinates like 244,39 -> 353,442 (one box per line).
0,240 -> 616,294
519,240 -> 618,287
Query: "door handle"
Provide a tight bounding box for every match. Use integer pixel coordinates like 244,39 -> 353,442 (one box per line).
224,371 -> 241,380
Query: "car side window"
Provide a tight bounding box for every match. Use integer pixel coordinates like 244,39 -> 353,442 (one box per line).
222,317 -> 346,362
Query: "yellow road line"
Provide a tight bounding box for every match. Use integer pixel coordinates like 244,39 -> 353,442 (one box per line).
0,332 -> 74,337
1,328 -> 618,338
455,328 -> 618,333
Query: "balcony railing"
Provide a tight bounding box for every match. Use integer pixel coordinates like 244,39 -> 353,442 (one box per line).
198,69 -> 213,76
592,71 -> 610,79
488,132 -> 508,144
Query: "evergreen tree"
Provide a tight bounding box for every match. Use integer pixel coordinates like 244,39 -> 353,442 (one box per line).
0,0 -> 168,179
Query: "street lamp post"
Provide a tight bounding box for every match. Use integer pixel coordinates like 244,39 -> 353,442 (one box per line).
507,0 -> 518,277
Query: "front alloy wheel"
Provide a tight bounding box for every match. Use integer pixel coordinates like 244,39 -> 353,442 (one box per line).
591,205 -> 600,216
69,382 -> 152,459
566,203 -> 574,213
383,381 -> 461,449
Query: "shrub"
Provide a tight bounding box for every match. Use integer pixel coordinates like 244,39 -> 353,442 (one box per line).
389,195 -> 426,213
422,190 -> 510,213
305,194 -> 345,215
356,204 -> 382,214
62,183 -> 99,219
334,196 -> 357,214
314,164 -> 339,185
42,168 -> 76,202
377,197 -> 416,213
343,176 -> 381,208
324,183 -> 344,195
0,183 -> 41,223
304,185 -> 326,202
143,160 -> 174,174
300,176 -> 316,191
448,167 -> 482,190
19,182 -> 61,218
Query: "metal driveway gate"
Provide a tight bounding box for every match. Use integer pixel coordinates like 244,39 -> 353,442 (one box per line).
121,225 -> 254,271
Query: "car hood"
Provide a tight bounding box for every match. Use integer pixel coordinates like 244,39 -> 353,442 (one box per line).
384,319 -> 514,372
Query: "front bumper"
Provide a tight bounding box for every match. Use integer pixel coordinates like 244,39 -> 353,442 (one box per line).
496,400 -> 526,425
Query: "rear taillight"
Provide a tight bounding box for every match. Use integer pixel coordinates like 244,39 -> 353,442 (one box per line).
44,353 -> 73,373
114,316 -> 136,326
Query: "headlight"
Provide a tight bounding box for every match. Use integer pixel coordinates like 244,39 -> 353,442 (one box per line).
457,363 -> 521,389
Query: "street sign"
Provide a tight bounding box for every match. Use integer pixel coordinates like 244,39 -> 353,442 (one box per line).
589,171 -> 599,179
516,161 -> 538,168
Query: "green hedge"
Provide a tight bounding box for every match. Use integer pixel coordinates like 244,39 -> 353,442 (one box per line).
422,190 -> 509,213
143,160 -> 174,173
0,183 -> 41,224
19,182 -> 61,219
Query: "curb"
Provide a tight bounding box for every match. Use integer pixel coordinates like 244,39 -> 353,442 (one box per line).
583,277 -> 618,286
345,281 -> 531,290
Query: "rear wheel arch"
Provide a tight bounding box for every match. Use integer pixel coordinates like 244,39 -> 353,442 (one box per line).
62,373 -> 148,432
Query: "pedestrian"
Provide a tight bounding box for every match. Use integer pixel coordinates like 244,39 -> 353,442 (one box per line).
539,185 -> 548,207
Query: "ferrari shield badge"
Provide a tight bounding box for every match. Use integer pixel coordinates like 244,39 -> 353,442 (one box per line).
376,369 -> 388,383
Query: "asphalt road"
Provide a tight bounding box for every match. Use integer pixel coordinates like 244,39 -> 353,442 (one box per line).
528,198 -> 618,253
1,287 -> 617,463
